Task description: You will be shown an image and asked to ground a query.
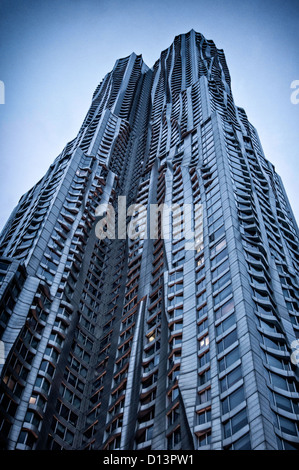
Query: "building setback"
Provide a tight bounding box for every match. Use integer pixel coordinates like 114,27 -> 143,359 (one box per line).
0,30 -> 298,451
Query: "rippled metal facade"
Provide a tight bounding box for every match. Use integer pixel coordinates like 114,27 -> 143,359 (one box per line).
0,30 -> 298,450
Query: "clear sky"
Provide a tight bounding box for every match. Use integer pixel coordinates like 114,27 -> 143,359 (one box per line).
0,0 -> 298,231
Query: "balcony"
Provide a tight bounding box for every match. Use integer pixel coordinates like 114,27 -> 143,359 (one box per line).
140,398 -> 156,413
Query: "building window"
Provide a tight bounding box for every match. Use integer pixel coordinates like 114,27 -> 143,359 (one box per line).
167,404 -> 180,427
220,365 -> 242,393
211,247 -> 228,268
167,426 -> 181,450
17,430 -> 37,449
223,408 -> 248,439
217,328 -> 238,354
197,430 -> 211,447
224,432 -> 251,450
214,284 -> 233,307
215,298 -> 234,321
213,271 -> 231,293
222,386 -> 245,415
219,346 -> 240,373
216,313 -> 236,336
197,407 -> 211,425
277,415 -> 298,437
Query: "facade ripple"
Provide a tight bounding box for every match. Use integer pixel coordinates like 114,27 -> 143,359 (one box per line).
0,30 -> 298,451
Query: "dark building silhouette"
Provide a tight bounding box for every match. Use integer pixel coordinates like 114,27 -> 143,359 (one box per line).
0,30 -> 298,450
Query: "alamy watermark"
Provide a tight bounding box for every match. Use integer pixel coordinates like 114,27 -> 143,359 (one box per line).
290,80 -> 299,104
95,196 -> 203,251
291,339 -> 299,366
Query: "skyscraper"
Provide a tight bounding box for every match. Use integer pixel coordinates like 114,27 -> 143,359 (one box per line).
0,29 -> 298,451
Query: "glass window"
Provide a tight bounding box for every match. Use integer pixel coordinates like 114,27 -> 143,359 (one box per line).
215,298 -> 234,321
217,328 -> 238,354
198,318 -> 208,334
269,372 -> 296,393
209,224 -> 225,243
210,238 -> 227,258
167,427 -> 181,450
222,386 -> 245,414
216,313 -> 236,336
208,207 -> 222,226
197,408 -> 211,425
263,336 -> 287,352
197,430 -> 211,447
227,433 -> 251,450
273,392 -> 299,414
198,335 -> 209,350
198,368 -> 211,386
207,199 -> 221,217
214,284 -> 232,306
207,214 -> 223,235
220,365 -> 242,393
212,258 -> 229,280
211,247 -> 228,268
213,271 -> 231,293
219,346 -> 240,373
278,416 -> 298,436
198,387 -> 211,404
198,350 -> 210,368
223,408 -> 248,439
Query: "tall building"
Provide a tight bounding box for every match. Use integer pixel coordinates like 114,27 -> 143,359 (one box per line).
0,30 -> 298,451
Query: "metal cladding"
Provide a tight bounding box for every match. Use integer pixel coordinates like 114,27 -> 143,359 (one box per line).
0,30 -> 298,450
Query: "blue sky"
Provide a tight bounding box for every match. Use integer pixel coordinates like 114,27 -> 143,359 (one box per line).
0,0 -> 298,230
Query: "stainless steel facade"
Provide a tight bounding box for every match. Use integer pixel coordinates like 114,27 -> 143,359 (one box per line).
0,30 -> 298,450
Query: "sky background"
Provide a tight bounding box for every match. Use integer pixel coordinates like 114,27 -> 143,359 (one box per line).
0,0 -> 298,231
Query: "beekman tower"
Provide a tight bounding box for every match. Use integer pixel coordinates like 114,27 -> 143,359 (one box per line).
0,30 -> 298,451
